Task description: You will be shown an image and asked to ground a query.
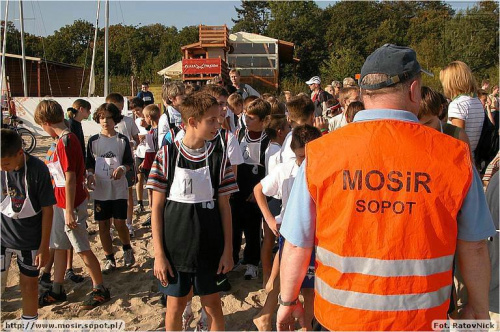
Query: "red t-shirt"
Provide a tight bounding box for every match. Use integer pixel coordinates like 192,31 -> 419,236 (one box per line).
49,133 -> 87,209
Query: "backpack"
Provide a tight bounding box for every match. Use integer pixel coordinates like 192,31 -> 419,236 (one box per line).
474,112 -> 499,172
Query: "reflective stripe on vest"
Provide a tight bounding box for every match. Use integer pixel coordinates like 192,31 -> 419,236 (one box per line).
316,275 -> 452,311
316,246 -> 454,277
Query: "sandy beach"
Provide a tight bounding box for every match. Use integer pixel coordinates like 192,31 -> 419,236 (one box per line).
1,136 -> 269,331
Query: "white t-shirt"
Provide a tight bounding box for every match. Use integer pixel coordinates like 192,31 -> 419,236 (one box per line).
115,116 -> 139,143
448,95 -> 485,154
280,131 -> 295,164
328,111 -> 348,132
135,117 -> 149,158
265,142 -> 281,176
260,159 -> 299,224
158,113 -> 169,149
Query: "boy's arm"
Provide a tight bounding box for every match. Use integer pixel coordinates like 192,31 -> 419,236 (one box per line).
36,205 -> 53,269
217,194 -> 234,274
151,190 -> 174,284
64,171 -> 77,228
254,182 -> 278,236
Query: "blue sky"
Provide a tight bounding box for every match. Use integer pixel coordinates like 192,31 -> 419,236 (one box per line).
6,1 -> 479,37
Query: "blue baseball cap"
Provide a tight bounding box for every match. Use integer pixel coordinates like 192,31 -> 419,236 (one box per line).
359,44 -> 433,90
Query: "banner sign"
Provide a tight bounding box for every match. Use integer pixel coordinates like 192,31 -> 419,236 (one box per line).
182,59 -> 221,75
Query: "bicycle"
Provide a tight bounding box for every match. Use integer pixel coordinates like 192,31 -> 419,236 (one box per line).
3,115 -> 37,153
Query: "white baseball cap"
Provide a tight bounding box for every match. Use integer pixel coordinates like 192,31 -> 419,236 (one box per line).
305,76 -> 321,85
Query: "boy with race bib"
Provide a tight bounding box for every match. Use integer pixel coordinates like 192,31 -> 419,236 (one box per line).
148,92 -> 237,331
1,129 -> 55,324
34,100 -> 110,309
86,103 -> 135,273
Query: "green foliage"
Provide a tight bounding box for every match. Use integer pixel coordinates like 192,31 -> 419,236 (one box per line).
320,47 -> 364,84
232,1 -> 270,34
266,1 -> 327,79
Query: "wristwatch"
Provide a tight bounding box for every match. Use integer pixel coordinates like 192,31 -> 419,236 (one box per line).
278,294 -> 299,306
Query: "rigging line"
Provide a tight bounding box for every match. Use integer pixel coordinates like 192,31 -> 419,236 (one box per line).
117,0 -> 136,81
34,0 -> 52,96
79,18 -> 94,97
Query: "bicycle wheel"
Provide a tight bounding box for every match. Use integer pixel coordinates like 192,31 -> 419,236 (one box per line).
16,128 -> 37,153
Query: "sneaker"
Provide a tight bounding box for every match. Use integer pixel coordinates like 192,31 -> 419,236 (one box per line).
124,249 -> 135,267
103,259 -> 116,274
195,316 -> 209,332
81,287 -> 111,310
38,288 -> 67,307
141,216 -> 151,227
65,269 -> 84,283
244,264 -> 259,280
182,306 -> 194,331
39,273 -> 52,288
134,204 -> 145,214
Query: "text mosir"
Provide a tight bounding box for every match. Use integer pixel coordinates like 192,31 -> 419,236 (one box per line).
343,170 -> 432,193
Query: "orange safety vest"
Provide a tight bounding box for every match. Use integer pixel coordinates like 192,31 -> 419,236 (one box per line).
306,119 -> 473,331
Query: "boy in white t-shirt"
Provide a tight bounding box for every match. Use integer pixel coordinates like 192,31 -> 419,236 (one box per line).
253,124 -> 321,331
227,93 -> 244,134
130,97 -> 148,216
158,82 -> 186,148
106,93 -> 140,237
86,103 -> 135,273
268,95 -> 316,173
260,114 -> 290,288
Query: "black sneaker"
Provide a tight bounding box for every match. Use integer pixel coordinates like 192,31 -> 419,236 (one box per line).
81,287 -> 111,310
38,288 -> 67,307
141,216 -> 151,227
39,273 -> 52,288
65,269 -> 84,283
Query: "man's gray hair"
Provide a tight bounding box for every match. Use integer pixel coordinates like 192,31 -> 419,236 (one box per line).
360,73 -> 420,98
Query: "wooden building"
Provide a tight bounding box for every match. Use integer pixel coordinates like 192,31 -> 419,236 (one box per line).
181,25 -> 231,83
178,26 -> 296,91
1,53 -> 87,97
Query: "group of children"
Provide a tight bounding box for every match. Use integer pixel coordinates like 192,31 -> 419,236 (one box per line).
1,81 -> 363,330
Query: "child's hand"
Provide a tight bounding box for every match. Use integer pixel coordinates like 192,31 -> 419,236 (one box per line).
112,166 -> 125,180
154,254 -> 174,286
314,116 -> 328,131
65,209 -> 77,229
35,245 -> 50,269
86,173 -> 95,190
217,250 -> 234,274
246,193 -> 256,203
265,217 -> 280,237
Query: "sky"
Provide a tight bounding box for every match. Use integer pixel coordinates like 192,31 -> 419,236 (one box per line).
5,0 -> 480,38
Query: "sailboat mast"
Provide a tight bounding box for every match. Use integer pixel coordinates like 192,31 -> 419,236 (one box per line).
88,0 -> 100,97
104,0 -> 109,96
0,0 -> 9,101
19,0 -> 27,97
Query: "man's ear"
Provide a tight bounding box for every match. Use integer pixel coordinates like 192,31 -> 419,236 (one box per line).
409,79 -> 421,104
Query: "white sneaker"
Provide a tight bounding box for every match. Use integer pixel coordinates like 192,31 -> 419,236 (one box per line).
103,259 -> 116,274
195,316 -> 208,332
182,303 -> 194,331
124,249 -> 135,267
244,264 -> 259,280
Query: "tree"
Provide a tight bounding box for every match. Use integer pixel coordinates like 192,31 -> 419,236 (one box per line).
443,1 -> 499,78
320,47 -> 364,84
232,1 -> 270,34
267,1 -> 328,79
44,20 -> 94,66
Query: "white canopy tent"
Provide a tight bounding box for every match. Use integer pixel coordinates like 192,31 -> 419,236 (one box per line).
157,60 -> 182,79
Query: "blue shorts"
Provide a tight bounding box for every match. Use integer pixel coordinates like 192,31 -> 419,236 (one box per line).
279,235 -> 315,289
